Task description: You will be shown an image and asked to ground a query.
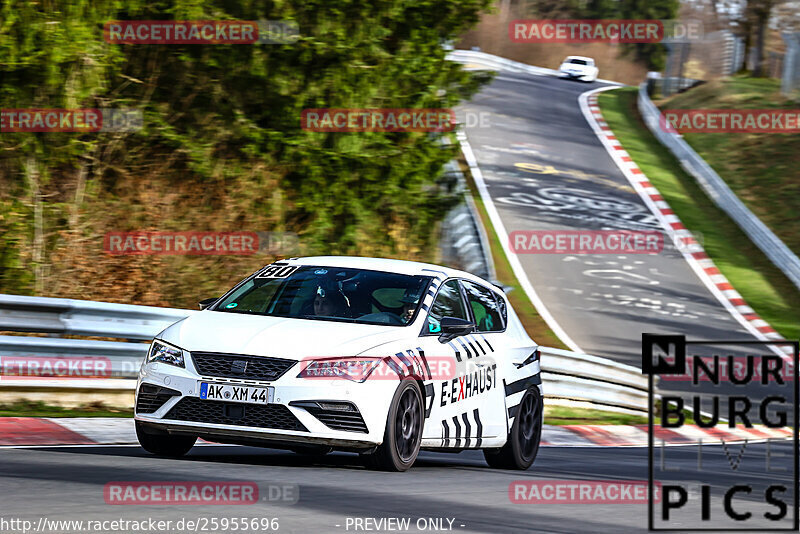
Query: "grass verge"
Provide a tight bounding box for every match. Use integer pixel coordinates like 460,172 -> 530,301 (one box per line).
598,87 -> 800,340
0,400 -> 132,418
657,76 -> 800,255
543,405 -> 648,425
458,160 -> 568,349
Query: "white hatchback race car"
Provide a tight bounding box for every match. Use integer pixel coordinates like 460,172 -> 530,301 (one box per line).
134,256 -> 543,471
559,56 -> 598,82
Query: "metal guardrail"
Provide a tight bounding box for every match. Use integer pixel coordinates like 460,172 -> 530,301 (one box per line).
0,294 -> 194,340
0,295 -> 651,412
0,336 -> 147,377
539,347 -> 649,413
439,159 -> 497,282
638,83 -> 800,291
0,295 -> 192,378
781,32 -> 800,97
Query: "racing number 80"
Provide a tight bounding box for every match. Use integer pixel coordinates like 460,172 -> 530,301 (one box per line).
257,265 -> 298,278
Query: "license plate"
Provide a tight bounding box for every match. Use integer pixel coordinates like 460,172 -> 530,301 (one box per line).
199,382 -> 274,404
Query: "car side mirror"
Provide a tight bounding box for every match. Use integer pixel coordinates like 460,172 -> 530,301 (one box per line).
198,297 -> 218,310
438,316 -> 475,343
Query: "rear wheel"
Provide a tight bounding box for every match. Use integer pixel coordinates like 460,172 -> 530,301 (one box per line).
363,379 -> 423,472
136,421 -> 196,458
484,387 -> 542,470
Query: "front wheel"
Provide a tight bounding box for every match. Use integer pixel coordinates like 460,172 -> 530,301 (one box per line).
136,421 -> 196,458
484,386 -> 542,470
363,379 -> 424,472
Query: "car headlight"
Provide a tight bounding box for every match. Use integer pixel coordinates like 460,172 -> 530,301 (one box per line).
297,357 -> 383,383
147,340 -> 185,368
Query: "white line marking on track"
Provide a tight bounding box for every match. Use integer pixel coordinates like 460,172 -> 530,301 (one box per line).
457,131 -> 583,353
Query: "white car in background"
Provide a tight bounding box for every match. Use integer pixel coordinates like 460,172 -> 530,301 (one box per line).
559,56 -> 599,82
134,256 -> 543,472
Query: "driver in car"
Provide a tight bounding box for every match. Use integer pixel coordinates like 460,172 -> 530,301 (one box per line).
313,284 -> 349,317
399,289 -> 422,324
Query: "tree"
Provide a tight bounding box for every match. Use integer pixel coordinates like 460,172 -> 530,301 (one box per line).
747,0 -> 780,76
0,0 -> 493,298
616,0 -> 680,71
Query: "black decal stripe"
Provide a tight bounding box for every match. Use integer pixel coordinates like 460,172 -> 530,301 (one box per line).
466,340 -> 480,358
471,336 -> 487,355
427,289 -> 436,298
409,349 -> 426,378
456,338 -> 473,359
407,349 -> 423,377
451,415 -> 462,447
395,352 -> 414,375
461,412 -> 471,448
480,334 -> 494,352
424,383 -> 434,418
384,357 -> 405,378
447,341 -> 462,362
473,408 -> 483,448
421,303 -> 429,312
416,347 -> 431,379
504,374 -> 542,397
442,419 -> 450,447
507,404 -> 519,419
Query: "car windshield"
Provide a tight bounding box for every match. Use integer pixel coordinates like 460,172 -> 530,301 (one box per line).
567,58 -> 588,65
213,265 -> 432,326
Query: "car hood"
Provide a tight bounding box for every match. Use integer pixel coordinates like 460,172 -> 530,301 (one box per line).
157,310 -> 412,358
561,63 -> 589,72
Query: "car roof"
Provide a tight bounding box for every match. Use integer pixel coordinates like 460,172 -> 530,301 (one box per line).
271,256 -> 496,288
565,55 -> 594,61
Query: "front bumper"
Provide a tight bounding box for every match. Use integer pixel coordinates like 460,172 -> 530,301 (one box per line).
134,355 -> 396,450
560,70 -> 589,80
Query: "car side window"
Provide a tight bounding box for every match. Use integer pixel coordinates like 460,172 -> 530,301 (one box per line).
425,280 -> 469,334
494,290 -> 507,327
463,281 -> 504,332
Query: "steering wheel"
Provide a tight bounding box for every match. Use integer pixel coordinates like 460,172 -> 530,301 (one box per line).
384,312 -> 406,325
358,312 -> 406,325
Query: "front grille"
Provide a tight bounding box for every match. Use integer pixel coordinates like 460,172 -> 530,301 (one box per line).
164,397 -> 308,432
191,352 -> 296,382
291,402 -> 368,433
136,384 -> 181,414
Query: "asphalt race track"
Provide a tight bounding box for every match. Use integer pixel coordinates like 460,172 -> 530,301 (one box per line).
457,70 -> 773,366
1,443 -> 796,533
5,66 -> 797,534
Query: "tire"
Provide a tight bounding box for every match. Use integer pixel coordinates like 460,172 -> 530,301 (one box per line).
484,386 -> 542,470
363,379 -> 424,472
136,420 -> 196,458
